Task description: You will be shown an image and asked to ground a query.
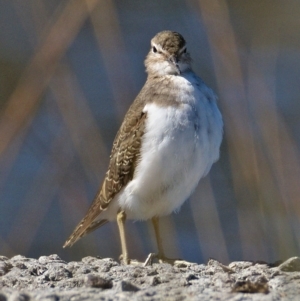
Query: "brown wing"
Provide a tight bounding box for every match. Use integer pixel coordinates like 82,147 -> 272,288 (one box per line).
63,102 -> 147,248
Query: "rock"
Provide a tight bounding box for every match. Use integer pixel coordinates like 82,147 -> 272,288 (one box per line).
0,294 -> 6,301
232,280 -> 269,294
7,292 -> 30,301
83,274 -> 112,289
0,262 -> 12,276
117,280 -> 140,292
1,255 -> 300,300
278,256 -> 300,272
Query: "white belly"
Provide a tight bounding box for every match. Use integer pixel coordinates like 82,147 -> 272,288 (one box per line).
102,74 -> 223,221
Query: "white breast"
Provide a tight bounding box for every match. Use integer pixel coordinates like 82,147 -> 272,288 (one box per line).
100,73 -> 223,221
113,73 -> 223,220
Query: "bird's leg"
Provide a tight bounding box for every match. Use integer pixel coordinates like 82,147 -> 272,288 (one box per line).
117,210 -> 143,265
145,216 -> 195,267
117,210 -> 130,265
152,216 -> 166,259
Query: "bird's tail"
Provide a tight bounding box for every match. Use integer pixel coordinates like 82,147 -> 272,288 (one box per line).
63,218 -> 108,248
63,196 -> 108,248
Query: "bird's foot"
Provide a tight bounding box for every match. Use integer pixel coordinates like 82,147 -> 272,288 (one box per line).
143,253 -> 196,267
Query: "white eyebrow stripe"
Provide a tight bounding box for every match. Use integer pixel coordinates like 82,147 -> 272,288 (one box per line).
178,46 -> 187,54
152,42 -> 167,54
151,42 -> 187,56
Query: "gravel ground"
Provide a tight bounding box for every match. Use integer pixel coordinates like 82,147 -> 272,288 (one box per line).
1,254 -> 300,300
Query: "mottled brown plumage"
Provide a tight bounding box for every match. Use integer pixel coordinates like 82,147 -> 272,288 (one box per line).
63,97 -> 147,247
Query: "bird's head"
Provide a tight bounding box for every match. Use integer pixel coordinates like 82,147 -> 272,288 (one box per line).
145,31 -> 192,77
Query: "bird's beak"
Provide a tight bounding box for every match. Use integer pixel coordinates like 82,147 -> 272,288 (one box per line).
169,55 -> 181,75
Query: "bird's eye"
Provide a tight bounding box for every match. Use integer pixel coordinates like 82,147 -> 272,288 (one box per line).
183,48 -> 187,53
152,46 -> 157,53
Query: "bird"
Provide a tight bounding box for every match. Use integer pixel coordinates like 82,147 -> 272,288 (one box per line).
63,30 -> 223,265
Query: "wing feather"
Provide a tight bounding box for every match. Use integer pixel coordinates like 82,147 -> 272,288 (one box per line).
63,102 -> 147,248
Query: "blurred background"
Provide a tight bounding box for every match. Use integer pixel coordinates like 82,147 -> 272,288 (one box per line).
1,0 -> 300,264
